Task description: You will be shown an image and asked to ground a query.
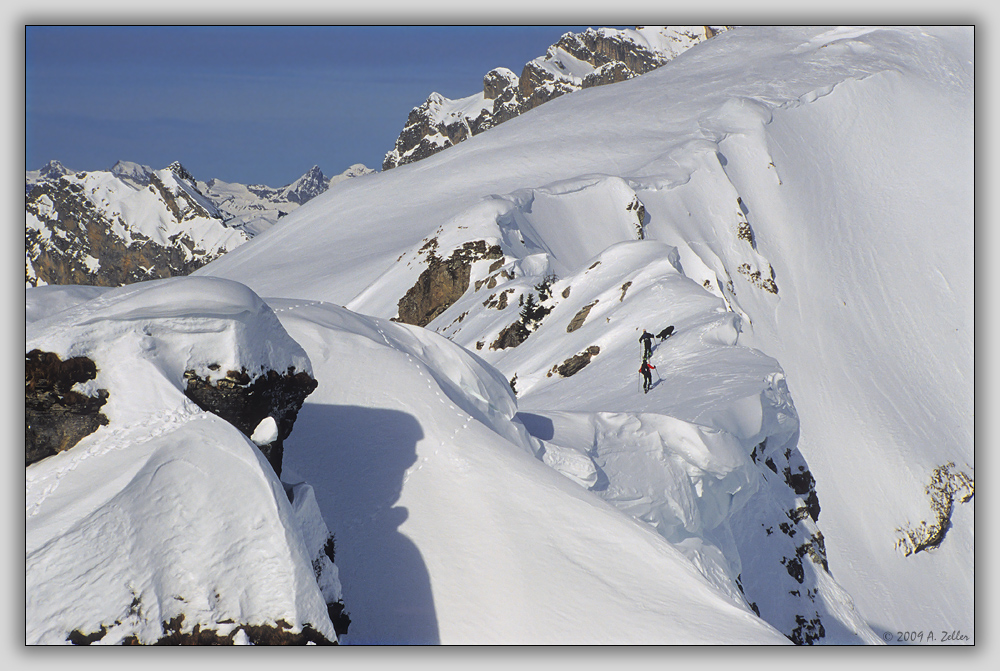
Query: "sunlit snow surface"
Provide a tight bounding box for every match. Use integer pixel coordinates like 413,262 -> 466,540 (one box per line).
27,26 -> 972,645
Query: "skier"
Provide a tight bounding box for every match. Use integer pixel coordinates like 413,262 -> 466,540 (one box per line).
639,329 -> 654,362
639,361 -> 656,393
656,325 -> 674,341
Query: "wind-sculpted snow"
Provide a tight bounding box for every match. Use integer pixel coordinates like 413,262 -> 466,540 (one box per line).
26,277 -> 311,398
25,277 -> 339,644
267,297 -> 788,643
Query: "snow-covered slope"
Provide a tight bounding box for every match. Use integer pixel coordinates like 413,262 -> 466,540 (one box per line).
198,25 -> 974,643
25,278 -> 344,644
269,298 -> 789,643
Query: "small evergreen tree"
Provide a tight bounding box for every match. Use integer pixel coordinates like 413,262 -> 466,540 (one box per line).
520,292 -> 540,323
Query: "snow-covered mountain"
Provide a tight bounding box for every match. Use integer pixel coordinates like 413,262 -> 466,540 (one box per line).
25,161 -> 375,287
197,163 -> 375,236
26,25 -> 973,645
382,26 -> 729,170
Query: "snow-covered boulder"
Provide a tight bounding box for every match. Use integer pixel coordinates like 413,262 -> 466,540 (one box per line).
25,276 -> 343,644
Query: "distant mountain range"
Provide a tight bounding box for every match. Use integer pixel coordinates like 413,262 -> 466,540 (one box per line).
25,160 -> 374,287
381,26 -> 729,170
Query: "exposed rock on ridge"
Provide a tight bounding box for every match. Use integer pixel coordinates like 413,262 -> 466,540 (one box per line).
25,349 -> 109,467
183,367 -> 319,477
395,240 -> 503,327
26,162 -> 375,287
26,163 -> 246,287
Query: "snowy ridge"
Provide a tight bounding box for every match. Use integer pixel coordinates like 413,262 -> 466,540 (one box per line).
381,25 -> 728,170
198,26 -> 973,643
266,297 -> 788,643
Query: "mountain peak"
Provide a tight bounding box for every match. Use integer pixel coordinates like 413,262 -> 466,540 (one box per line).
111,160 -> 155,186
166,161 -> 196,183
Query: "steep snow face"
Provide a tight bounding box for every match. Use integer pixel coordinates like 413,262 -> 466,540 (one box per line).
200,26 -> 973,643
704,29 -> 975,632
25,278 -> 339,644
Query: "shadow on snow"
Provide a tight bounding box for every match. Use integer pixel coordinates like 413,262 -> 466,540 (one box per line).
283,403 -> 439,644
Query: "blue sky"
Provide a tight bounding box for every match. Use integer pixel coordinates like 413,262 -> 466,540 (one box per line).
25,26 -> 608,186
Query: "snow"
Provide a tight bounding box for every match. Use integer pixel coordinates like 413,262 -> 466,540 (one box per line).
424,90 -> 493,125
48,168 -> 247,254
25,277 -> 335,644
269,298 -> 787,644
251,416 -> 280,445
26,25 -> 974,646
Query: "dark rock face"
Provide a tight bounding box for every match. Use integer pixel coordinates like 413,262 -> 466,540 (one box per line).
566,300 -> 599,333
582,61 -> 634,89
516,61 -> 577,113
282,165 -> 328,204
25,350 -> 109,466
483,67 -> 518,100
396,240 -> 503,327
381,93 -> 481,170
491,320 -> 531,351
70,614 -> 337,646
183,368 -> 319,477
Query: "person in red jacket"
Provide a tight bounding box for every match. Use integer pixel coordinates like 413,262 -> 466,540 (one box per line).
639,361 -> 656,393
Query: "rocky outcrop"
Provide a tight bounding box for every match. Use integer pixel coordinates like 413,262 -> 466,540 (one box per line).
491,320 -> 531,351
383,26 -> 730,170
25,349 -> 109,466
566,300 -> 599,333
550,345 -> 601,377
182,367 -> 319,477
894,463 -> 975,557
395,240 -> 503,327
70,614 -> 337,646
381,93 -> 483,170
